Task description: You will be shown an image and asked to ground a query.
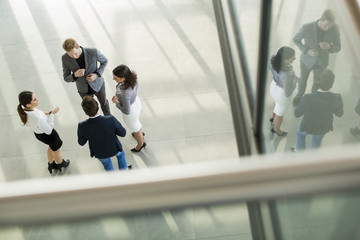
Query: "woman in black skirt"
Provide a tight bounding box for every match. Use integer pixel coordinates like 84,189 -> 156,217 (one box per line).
17,91 -> 70,174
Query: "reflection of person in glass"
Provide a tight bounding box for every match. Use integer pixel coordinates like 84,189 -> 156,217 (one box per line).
349,98 -> 360,136
294,70 -> 343,151
269,46 -> 298,136
292,9 -> 341,106
17,91 -> 70,174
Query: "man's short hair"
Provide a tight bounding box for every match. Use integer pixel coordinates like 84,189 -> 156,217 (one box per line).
62,38 -> 78,52
81,96 -> 99,117
318,69 -> 335,91
321,9 -> 335,22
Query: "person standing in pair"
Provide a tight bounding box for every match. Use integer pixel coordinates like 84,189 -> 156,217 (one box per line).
17,91 -> 70,174
111,64 -> 146,152
269,46 -> 298,136
77,96 -> 130,171
294,70 -> 343,151
61,38 -> 111,116
292,9 -> 341,106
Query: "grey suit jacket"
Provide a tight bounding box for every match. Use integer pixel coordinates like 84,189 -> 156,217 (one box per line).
62,47 -> 108,93
293,20 -> 341,69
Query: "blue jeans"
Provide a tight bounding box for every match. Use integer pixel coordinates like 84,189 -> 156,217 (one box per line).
98,151 -> 127,171
296,126 -> 325,151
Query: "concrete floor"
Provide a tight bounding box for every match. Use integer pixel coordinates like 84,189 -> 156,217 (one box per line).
0,0 -> 238,182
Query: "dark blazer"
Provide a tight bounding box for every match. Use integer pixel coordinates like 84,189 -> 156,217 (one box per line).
77,115 -> 126,158
293,20 -> 341,69
62,47 -> 108,93
294,91 -> 343,135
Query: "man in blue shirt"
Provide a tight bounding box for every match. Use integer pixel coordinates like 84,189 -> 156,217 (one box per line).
77,96 -> 130,171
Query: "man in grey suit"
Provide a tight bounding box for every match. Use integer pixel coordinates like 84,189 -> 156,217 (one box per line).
292,9 -> 341,106
62,38 -> 111,115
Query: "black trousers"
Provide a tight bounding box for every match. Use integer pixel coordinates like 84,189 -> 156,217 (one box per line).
296,61 -> 325,97
79,82 -> 111,116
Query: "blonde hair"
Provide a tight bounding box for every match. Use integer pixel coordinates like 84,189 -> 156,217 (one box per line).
62,38 -> 78,52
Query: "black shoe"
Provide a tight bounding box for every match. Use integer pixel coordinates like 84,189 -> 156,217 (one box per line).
128,165 -> 132,170
269,118 -> 274,124
57,159 -> 70,171
131,142 -> 146,152
131,132 -> 145,137
48,161 -> 58,174
350,127 -> 360,136
292,95 -> 302,106
290,147 -> 296,152
271,128 -> 287,136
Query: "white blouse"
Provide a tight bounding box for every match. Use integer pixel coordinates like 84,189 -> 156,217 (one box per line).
25,108 -> 54,134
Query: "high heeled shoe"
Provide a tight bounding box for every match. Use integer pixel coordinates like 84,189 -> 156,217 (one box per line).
57,159 -> 70,171
48,161 -> 58,174
131,142 -> 146,152
131,132 -> 145,137
271,128 -> 287,136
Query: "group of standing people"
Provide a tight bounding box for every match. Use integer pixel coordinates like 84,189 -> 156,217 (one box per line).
17,38 -> 146,174
269,9 -> 345,152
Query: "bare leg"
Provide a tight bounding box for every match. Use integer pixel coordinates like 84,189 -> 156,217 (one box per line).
47,147 -> 54,164
273,114 -> 284,134
133,129 -> 144,150
49,148 -> 63,164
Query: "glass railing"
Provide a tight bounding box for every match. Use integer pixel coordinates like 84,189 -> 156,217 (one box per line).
2,190 -> 360,239
212,0 -> 360,238
1,144 -> 360,239
1,1 -> 360,239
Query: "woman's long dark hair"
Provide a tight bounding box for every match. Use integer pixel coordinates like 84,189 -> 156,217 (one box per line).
113,64 -> 137,90
17,91 -> 33,125
271,46 -> 295,73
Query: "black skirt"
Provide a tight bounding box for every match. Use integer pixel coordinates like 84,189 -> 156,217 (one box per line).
34,129 -> 63,151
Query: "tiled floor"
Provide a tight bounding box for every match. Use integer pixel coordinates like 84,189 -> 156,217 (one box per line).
0,0 -> 245,239
0,0 -> 238,182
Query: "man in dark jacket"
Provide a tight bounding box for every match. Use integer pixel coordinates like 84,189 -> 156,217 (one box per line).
294,69 -> 343,151
292,9 -> 341,106
77,96 -> 130,171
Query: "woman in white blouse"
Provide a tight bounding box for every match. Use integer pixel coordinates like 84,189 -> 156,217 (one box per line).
269,46 -> 298,136
17,91 -> 70,174
112,64 -> 146,152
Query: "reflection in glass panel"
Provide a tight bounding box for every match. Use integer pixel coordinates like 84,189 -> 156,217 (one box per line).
276,191 -> 360,239
263,0 -> 360,154
230,0 -> 261,99
1,190 -> 360,239
0,203 -> 252,240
